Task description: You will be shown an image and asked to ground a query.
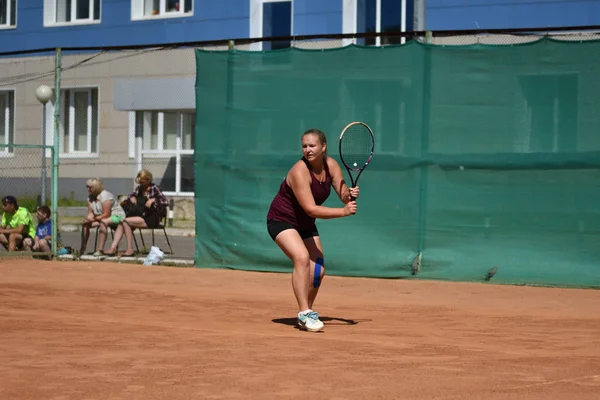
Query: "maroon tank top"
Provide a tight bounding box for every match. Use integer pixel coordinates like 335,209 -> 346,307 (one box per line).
267,157 -> 333,230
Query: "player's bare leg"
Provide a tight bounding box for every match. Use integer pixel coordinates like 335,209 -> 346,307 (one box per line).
275,229 -> 324,332
304,236 -> 325,310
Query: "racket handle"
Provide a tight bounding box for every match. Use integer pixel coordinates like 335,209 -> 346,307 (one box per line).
349,185 -> 357,202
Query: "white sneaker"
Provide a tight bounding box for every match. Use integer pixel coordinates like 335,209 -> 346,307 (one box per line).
297,311 -> 324,332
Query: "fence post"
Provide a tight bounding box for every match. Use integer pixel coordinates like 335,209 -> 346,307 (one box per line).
41,106 -> 47,206
416,40 -> 432,259
51,48 -> 62,256
414,0 -> 426,33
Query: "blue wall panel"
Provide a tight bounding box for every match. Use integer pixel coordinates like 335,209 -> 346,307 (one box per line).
0,0 -> 250,52
427,0 -> 600,30
294,0 -> 342,14
1,1 -> 600,54
295,12 -> 342,36
294,0 -> 342,35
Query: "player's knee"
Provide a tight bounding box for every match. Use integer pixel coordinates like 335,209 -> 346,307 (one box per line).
313,257 -> 324,288
293,253 -> 311,269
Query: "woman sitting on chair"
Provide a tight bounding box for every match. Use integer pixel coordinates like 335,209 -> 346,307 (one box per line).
119,169 -> 169,256
80,178 -> 126,256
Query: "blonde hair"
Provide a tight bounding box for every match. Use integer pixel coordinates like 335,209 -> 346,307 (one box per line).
135,169 -> 153,185
86,178 -> 104,195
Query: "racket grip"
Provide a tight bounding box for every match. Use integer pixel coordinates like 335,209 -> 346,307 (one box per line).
349,185 -> 356,202
350,192 -> 356,215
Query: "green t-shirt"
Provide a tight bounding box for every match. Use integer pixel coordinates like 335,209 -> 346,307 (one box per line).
1,207 -> 36,238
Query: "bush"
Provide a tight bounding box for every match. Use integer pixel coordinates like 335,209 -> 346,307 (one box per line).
16,197 -> 40,214
57,196 -> 88,207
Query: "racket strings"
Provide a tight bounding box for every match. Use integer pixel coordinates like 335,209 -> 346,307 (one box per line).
340,125 -> 373,169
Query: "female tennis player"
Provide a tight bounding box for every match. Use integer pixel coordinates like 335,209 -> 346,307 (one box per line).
266,128 -> 359,332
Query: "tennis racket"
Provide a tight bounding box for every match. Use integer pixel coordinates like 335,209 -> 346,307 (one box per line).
338,122 -> 375,201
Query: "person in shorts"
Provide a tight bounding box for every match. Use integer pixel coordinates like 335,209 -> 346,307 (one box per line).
0,196 -> 36,251
23,205 -> 61,254
80,178 -> 126,256
266,129 -> 359,332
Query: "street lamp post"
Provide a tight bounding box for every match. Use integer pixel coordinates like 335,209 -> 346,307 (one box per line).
35,85 -> 53,206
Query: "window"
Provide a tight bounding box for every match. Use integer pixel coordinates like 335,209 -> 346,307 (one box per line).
131,0 -> 192,19
0,90 -> 14,154
46,88 -> 98,156
133,111 -> 195,195
0,0 -> 16,28
44,0 -> 100,25
137,111 -> 194,151
343,0 -> 407,46
263,1 -> 292,50
250,0 -> 293,51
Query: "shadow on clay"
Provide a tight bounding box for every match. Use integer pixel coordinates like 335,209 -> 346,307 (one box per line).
272,316 -> 371,328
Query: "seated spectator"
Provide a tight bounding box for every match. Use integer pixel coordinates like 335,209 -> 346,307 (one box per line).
0,196 -> 36,251
23,205 -> 61,254
109,169 -> 168,257
80,178 -> 126,256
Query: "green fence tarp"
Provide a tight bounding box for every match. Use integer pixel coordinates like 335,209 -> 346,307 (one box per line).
194,38 -> 600,288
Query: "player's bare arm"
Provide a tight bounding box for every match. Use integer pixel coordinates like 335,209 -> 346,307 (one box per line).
326,157 -> 359,204
287,161 -> 351,219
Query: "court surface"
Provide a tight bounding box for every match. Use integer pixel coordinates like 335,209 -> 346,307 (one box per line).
1,259 -> 599,399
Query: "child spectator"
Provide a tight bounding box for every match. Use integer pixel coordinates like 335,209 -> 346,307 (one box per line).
23,205 -> 61,253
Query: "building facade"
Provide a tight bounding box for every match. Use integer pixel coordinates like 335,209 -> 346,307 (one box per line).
0,0 -> 599,201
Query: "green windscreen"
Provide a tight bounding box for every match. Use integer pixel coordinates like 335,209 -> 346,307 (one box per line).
194,38 -> 600,288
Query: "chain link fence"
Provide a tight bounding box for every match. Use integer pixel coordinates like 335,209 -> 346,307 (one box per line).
0,144 -> 52,210
0,27 -> 599,257
0,144 -> 57,257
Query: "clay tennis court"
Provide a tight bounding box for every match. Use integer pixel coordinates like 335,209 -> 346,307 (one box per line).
1,259 -> 599,399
